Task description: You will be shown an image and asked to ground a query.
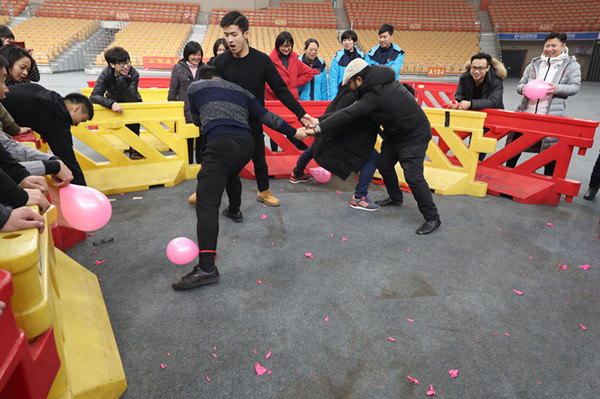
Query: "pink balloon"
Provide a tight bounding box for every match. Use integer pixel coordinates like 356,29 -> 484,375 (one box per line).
308,166 -> 331,183
523,79 -> 552,100
59,184 -> 112,231
166,237 -> 199,264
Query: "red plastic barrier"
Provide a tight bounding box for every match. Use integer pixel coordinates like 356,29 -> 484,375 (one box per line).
12,132 -> 41,149
403,81 -> 457,108
0,270 -> 61,399
87,77 -> 171,89
51,225 -> 87,252
476,109 -> 598,205
239,101 -> 329,180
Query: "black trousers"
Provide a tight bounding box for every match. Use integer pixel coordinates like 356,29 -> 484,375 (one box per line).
376,140 -> 440,222
250,120 -> 270,192
195,134 -> 254,252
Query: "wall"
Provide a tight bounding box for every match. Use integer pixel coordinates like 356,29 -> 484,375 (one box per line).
500,40 -> 594,79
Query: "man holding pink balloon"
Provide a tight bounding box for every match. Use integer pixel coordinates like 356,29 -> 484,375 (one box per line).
171,66 -> 309,291
506,32 -> 581,175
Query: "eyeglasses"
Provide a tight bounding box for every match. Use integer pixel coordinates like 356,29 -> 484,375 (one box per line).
116,60 -> 131,67
280,44 -> 292,49
470,65 -> 489,72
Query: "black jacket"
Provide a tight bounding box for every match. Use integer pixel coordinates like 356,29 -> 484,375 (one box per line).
168,59 -> 201,123
90,65 -> 142,109
312,85 -> 381,180
454,57 -> 506,110
0,143 -> 29,210
319,65 -> 431,146
1,83 -> 86,185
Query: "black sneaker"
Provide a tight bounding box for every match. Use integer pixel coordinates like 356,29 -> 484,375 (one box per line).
172,265 -> 219,290
223,208 -> 243,223
289,173 -> 312,184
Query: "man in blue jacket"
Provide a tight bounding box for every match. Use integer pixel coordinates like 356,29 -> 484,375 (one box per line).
365,24 -> 405,80
329,30 -> 363,100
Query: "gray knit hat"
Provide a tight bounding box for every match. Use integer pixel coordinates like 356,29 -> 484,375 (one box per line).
342,58 -> 368,86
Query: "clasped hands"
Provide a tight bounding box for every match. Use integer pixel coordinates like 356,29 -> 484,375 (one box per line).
295,114 -> 320,140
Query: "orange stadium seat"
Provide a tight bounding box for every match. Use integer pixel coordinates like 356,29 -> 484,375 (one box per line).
489,0 -> 599,32
37,0 -> 199,23
11,17 -> 99,65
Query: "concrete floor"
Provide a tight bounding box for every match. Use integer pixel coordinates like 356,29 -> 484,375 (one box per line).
40,72 -> 600,398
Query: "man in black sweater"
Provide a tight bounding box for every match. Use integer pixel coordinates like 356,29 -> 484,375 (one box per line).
308,59 -> 441,235
211,11 -> 315,207
1,84 -> 94,185
171,66 -> 307,290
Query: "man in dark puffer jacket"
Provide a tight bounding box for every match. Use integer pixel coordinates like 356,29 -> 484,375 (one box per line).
309,59 -> 441,235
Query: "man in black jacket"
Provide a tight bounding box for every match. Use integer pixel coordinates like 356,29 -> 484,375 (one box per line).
451,52 -> 506,111
294,84 -> 382,211
90,46 -> 143,159
1,84 -> 93,185
309,59 -> 441,235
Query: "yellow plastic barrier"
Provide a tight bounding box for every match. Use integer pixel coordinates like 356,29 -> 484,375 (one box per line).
68,102 -> 200,194
0,206 -> 127,398
80,87 -> 169,103
375,108 -> 496,197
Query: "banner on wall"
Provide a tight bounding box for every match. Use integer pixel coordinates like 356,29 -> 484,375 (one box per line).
142,56 -> 181,69
498,32 -> 600,40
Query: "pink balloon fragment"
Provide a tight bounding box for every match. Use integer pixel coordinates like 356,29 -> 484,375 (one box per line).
59,184 -> 112,231
166,237 -> 199,264
308,166 -> 331,183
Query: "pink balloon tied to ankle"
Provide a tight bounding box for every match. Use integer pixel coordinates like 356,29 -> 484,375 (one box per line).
166,237 -> 199,264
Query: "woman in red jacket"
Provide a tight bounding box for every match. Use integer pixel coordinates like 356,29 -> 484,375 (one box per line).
266,32 -> 318,150
265,31 -> 319,101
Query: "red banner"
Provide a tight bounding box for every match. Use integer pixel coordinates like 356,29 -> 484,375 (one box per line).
142,56 -> 181,70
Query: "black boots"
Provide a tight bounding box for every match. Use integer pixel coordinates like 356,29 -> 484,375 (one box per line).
584,186 -> 599,200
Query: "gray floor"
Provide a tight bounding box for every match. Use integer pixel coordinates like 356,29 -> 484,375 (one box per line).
41,72 -> 600,398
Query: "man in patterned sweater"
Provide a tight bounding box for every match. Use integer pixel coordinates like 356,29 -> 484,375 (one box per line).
172,66 -> 308,291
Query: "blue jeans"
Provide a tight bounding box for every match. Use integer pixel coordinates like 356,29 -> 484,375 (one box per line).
293,143 -> 315,176
354,149 -> 379,198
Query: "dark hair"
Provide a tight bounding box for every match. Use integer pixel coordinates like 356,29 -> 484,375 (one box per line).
197,65 -> 221,80
213,38 -> 228,56
340,30 -> 358,43
220,11 -> 249,33
378,24 -> 394,36
470,52 -> 492,66
183,41 -> 203,63
545,32 -> 567,44
65,93 -> 94,119
275,31 -> 294,53
104,46 -> 130,65
0,25 -> 14,40
304,38 -> 319,50
0,44 -> 34,77
0,54 -> 9,70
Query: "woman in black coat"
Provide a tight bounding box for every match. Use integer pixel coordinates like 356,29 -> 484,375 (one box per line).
168,41 -> 204,164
